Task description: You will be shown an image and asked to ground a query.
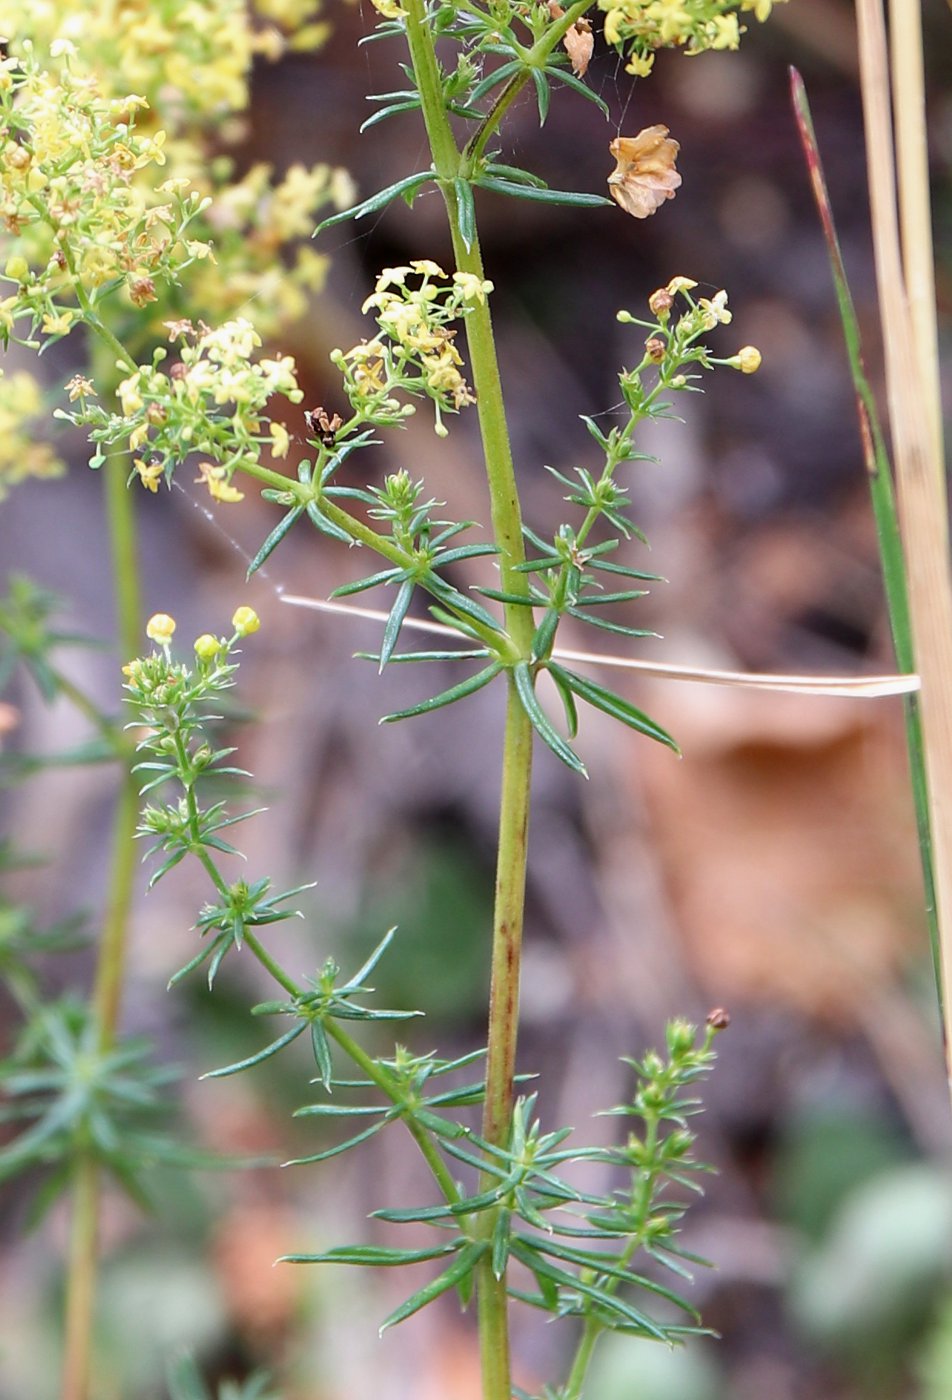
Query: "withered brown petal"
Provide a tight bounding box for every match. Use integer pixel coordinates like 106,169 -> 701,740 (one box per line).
563,20 -> 593,76
608,125 -> 682,219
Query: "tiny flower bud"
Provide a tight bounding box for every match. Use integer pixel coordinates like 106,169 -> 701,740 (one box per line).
616,309 -> 634,324
733,345 -> 762,374
666,1018 -> 696,1055
231,606 -> 260,636
707,1007 -> 731,1030
5,255 -> 29,283
146,613 -> 176,646
645,337 -> 665,363
194,633 -> 221,660
648,288 -> 674,320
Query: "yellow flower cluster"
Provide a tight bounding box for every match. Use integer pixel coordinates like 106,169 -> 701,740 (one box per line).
616,276 -> 761,388
184,160 -> 355,336
64,318 -> 303,502
597,0 -> 784,75
0,0 -> 327,121
0,4 -> 349,500
333,261 -> 493,437
0,368 -> 64,498
0,47 -> 211,344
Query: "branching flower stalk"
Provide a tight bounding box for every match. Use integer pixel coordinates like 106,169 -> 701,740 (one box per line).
0,4 -> 787,1396
124,611 -> 468,1217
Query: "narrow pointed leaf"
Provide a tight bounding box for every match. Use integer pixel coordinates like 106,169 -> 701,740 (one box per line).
427,576 -> 504,632
342,925 -> 398,991
426,605 -> 487,643
467,60 -> 521,104
282,1239 -> 465,1266
247,506 -> 304,578
475,587 -> 540,607
455,177 -> 476,252
474,177 -> 612,209
433,542 -> 498,566
379,579 -> 415,670
331,567 -> 402,598
531,608 -> 559,662
378,1242 -> 486,1333
360,100 -> 421,133
310,1021 -> 333,1089
548,663 -> 679,753
201,1024 -> 307,1079
355,648 -> 489,664
482,161 -> 548,189
566,608 -> 656,638
380,662 -> 502,722
514,661 -> 587,776
314,171 -> 433,235
575,590 -> 649,607
306,501 -> 353,545
531,68 -> 550,124
589,558 -> 662,581
283,1117 -> 389,1165
549,666 -> 579,739
549,67 -> 609,115
492,1207 -> 512,1279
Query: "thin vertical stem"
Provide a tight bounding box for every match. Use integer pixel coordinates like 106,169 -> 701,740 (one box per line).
61,345 -> 143,1400
61,1161 -> 99,1400
401,8 -> 539,1395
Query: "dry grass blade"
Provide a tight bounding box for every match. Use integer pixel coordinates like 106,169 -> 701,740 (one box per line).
856,0 -> 952,1085
280,593 -> 918,696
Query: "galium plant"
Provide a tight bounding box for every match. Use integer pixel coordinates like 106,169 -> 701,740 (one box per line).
22,1 -> 952,1398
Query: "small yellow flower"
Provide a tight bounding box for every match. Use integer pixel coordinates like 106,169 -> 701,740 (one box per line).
118,374 -> 144,416
452,272 -> 493,304
146,613 -> 176,646
231,606 -> 260,636
270,422 -> 291,458
625,52 -> 654,77
732,345 -> 762,374
369,0 -> 407,19
196,461 -> 245,503
134,458 -> 164,493
665,276 -> 698,295
194,633 -> 221,660
65,375 -> 96,402
41,309 -> 76,337
698,289 -> 732,327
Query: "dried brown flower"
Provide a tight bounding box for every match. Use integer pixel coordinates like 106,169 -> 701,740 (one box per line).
608,125 -> 681,219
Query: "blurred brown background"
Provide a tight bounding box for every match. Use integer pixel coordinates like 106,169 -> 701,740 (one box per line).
2,1 -> 952,1396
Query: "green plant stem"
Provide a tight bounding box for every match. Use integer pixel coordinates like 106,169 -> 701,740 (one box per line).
237,926 -> 465,1211
325,1018 -> 465,1212
562,1113 -> 666,1400
61,339 -> 143,1400
403,7 -> 548,1395
462,0 -> 594,168
61,1159 -> 99,1400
